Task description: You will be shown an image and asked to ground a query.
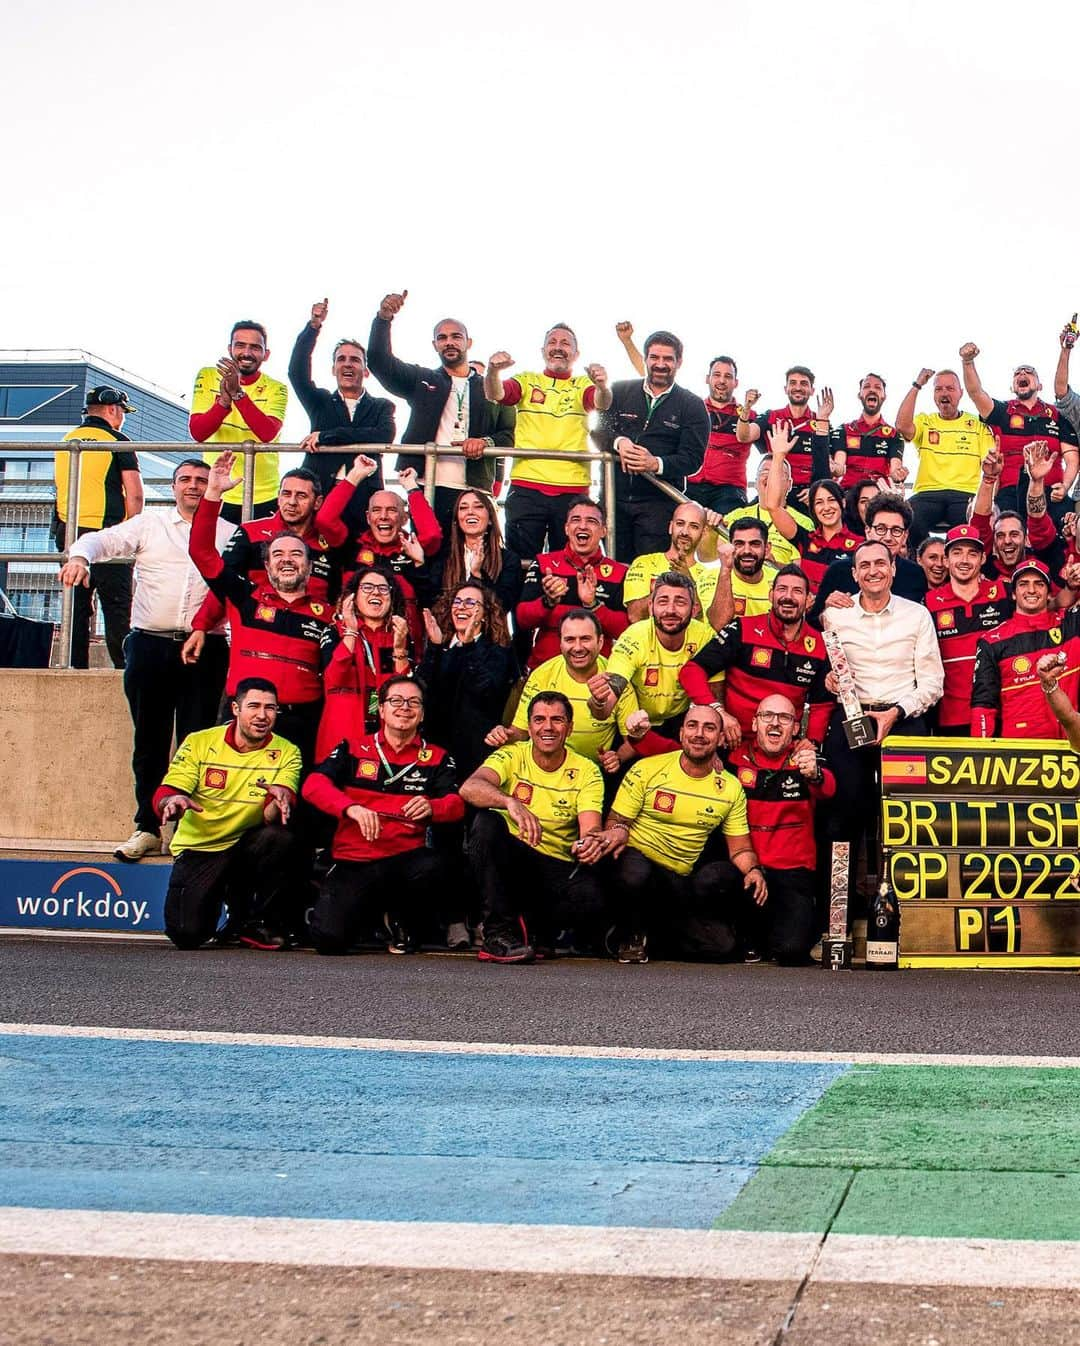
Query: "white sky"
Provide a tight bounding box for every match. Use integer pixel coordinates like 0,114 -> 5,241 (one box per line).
4,0 -> 1079,442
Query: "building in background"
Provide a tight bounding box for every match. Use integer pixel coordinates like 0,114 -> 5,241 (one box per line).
0,351 -> 189,621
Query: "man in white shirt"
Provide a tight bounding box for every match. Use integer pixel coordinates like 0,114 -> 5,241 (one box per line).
61,458 -> 236,862
821,538 -> 944,869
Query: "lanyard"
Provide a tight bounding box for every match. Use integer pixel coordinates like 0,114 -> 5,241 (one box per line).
374,732 -> 425,787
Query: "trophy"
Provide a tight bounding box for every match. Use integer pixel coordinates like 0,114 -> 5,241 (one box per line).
823,840 -> 853,971
822,626 -> 876,749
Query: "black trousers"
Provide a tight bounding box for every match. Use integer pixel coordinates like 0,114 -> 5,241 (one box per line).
164,825 -> 300,949
747,866 -> 819,965
909,490 -> 973,547
607,846 -> 743,957
504,486 -> 578,562
613,497 -> 672,564
309,848 -> 449,953
467,811 -> 605,940
58,527 -> 132,669
685,482 -> 747,515
124,630 -> 228,834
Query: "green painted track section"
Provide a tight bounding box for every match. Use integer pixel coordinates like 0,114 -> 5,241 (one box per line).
715,1065 -> 1080,1240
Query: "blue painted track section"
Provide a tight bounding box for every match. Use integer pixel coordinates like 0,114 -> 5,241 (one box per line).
0,1035 -> 845,1228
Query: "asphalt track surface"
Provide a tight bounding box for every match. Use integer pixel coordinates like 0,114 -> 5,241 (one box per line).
5,939 -> 1080,1345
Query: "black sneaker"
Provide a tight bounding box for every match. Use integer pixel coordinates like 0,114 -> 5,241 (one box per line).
743,946 -> 763,964
477,927 -> 535,964
383,912 -> 417,955
617,932 -> 649,964
238,923 -> 291,951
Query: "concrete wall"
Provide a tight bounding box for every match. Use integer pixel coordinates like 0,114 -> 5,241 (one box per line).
0,670 -> 133,843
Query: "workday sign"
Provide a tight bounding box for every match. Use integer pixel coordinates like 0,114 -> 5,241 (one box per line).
0,861 -> 168,933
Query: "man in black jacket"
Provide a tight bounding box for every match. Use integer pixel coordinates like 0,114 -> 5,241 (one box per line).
367,291 -> 507,532
809,492 -> 928,625
290,298 -> 396,522
593,330 -> 709,562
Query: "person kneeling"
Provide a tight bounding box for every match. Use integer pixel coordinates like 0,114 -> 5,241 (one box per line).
302,677 -> 464,954
582,705 -> 766,964
157,678 -> 302,951
460,692 -> 606,963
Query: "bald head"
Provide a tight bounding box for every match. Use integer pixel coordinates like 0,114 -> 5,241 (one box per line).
753,693 -> 798,755
669,500 -> 707,556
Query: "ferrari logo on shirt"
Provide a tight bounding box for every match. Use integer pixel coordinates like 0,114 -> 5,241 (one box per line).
804,636 -> 816,653
599,563 -> 613,578
359,761 -> 378,779
566,768 -> 577,780
751,648 -> 771,667
1010,414 -> 1025,429
512,782 -> 534,804
418,748 -> 432,762
1050,628 -> 1063,645
644,667 -> 660,687
937,611 -> 955,628
653,790 -> 676,813
255,605 -> 276,623
204,768 -> 228,789
310,602 -> 325,616
1013,655 -> 1032,674
738,767 -> 757,787
266,750 -> 280,763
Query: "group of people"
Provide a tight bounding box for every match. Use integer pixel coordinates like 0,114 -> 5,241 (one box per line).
52,300 -> 1080,964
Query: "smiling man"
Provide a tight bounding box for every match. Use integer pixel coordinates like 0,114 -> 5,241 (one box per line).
484,323 -> 611,559
462,691 -> 606,964
686,355 -> 752,515
622,500 -> 724,624
189,320 -> 288,522
831,373 -> 906,490
155,677 -> 303,952
734,365 -> 834,507
594,330 -> 710,561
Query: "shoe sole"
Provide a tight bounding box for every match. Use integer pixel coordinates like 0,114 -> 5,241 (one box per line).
114,849 -> 155,863
477,949 -> 534,964
238,936 -> 287,952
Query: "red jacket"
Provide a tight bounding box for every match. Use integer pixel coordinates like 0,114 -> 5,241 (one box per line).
970,607 -> 1080,738
726,743 -> 835,870
516,548 -> 628,670
925,578 -> 1012,728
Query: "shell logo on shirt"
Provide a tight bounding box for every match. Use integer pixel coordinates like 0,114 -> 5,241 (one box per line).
1013,656 -> 1032,674
738,767 -> 757,788
846,435 -> 859,449
653,790 -> 676,813
1010,415 -> 1025,429
255,605 -> 276,623
204,768 -> 228,789
358,550 -> 375,565
751,648 -> 771,667
529,387 -> 547,404
512,782 -> 534,804
937,611 -> 955,628
928,431 -> 940,444
644,667 -> 660,686
359,761 -> 378,779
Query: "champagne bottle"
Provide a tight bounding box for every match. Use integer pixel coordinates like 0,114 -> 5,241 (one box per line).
865,874 -> 899,971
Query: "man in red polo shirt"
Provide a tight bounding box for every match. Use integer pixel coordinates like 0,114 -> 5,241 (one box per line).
686,355 -> 753,515
831,373 -> 907,490
515,495 -> 628,670
960,342 -> 1079,521
925,525 -> 1013,736
734,366 -> 833,507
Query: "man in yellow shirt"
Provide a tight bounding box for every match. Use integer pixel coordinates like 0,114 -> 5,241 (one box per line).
55,385 -> 144,668
593,572 -> 716,729
189,320 -> 289,523
155,676 -> 302,952
576,705 -> 766,963
896,367 -> 995,546
485,324 -> 611,559
623,500 -> 723,622
461,691 -> 605,963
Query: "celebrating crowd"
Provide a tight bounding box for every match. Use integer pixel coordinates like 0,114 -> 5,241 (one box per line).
53,297 -> 1080,965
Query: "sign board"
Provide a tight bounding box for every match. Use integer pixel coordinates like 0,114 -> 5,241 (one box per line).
0,859 -> 169,933
881,736 -> 1080,968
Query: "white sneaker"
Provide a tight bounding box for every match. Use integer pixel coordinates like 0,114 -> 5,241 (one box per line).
114,830 -> 162,863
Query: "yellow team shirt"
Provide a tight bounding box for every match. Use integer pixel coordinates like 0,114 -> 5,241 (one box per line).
911,412 -> 994,494
623,553 -> 720,613
482,740 -> 604,862
56,424 -> 140,529
732,565 -> 777,618
191,367 -> 289,505
724,503 -> 810,567
508,371 -> 594,489
162,725 -> 302,854
605,616 -> 716,725
613,751 -> 749,876
512,654 -> 640,759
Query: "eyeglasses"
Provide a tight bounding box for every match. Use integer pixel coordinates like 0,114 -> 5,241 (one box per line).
358,583 -> 391,596
756,710 -> 796,724
451,597 -> 482,609
1013,366 -> 1037,377
385,696 -> 423,709
869,524 -> 907,538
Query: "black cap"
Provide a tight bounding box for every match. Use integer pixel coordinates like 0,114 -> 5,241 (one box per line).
85,385 -> 137,415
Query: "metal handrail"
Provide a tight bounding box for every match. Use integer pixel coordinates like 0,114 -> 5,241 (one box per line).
2,439 -> 691,667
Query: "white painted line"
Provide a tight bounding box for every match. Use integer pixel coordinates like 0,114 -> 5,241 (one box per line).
0,1208 -> 816,1281
1,1022 -> 1080,1068
815,1234 -> 1080,1290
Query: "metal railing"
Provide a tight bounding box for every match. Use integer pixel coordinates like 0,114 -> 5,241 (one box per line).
0,440 -> 692,668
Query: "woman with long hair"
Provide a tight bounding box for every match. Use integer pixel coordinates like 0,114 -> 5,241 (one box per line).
763,466 -> 864,592
843,476 -> 881,535
315,563 -> 411,760
430,489 -> 524,617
